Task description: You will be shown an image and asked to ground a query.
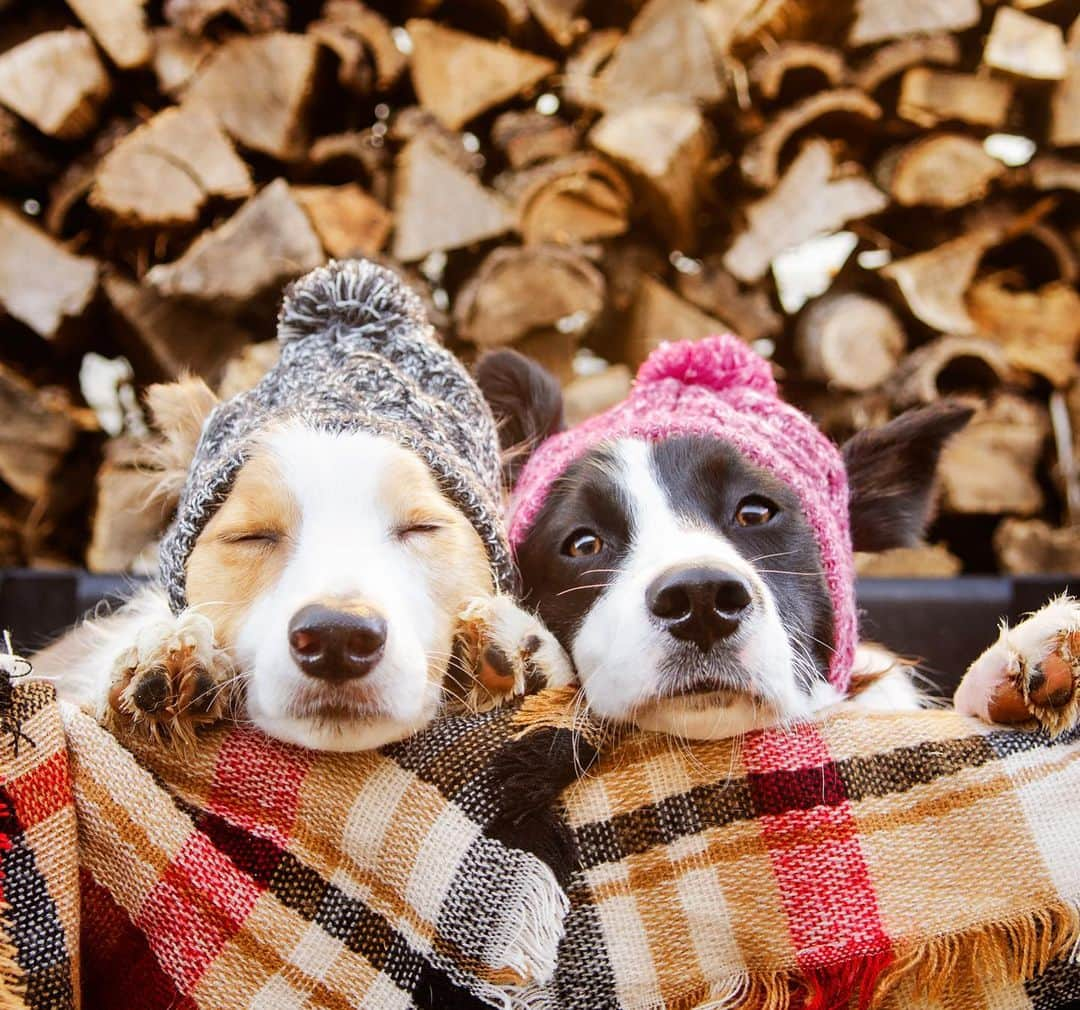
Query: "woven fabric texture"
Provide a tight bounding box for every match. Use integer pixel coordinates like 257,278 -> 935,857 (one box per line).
0,682 -> 1078,1009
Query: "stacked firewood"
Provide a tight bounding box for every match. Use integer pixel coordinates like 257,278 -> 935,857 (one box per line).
0,0 -> 1077,577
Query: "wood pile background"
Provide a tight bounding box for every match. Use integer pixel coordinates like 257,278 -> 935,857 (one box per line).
0,0 -> 1077,577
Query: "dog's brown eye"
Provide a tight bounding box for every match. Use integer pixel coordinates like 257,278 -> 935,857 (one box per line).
735,497 -> 777,527
563,530 -> 603,557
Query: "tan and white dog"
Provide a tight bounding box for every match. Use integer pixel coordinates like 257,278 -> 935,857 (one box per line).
34,261 -> 571,752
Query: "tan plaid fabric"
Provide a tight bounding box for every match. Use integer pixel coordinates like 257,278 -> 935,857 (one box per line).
0,681 -> 1078,1009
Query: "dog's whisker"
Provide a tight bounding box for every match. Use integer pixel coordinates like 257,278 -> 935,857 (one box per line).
555,583 -> 613,596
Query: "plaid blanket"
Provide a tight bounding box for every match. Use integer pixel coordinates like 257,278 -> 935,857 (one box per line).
0,680 -> 1078,1009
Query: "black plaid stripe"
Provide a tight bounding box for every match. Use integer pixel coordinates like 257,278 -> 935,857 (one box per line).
0,785 -> 75,1010
549,890 -> 621,1010
571,730 -> 1042,871
1025,953 -> 1080,1008
188,798 -> 497,1007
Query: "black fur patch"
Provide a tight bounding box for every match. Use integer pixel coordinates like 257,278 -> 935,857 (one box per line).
843,401 -> 974,553
516,448 -> 633,646
475,349 -> 565,486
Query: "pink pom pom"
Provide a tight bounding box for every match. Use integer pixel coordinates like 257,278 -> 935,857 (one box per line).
636,335 -> 777,396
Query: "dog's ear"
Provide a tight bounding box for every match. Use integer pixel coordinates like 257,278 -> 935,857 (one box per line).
475,350 -> 565,486
843,401 -> 974,552
144,376 -> 219,505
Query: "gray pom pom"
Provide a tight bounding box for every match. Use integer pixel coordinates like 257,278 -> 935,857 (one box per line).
276,259 -> 431,346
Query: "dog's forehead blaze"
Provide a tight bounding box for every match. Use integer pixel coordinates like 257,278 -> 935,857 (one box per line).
186,449 -> 298,648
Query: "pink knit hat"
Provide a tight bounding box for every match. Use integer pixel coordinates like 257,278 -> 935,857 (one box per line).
507,335 -> 857,694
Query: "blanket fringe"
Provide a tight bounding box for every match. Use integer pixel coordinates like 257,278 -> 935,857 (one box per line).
873,899 -> 1080,1006
592,902 -> 1080,1010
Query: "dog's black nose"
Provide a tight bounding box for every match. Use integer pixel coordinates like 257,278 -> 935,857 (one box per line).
288,604 -> 388,681
646,566 -> 752,653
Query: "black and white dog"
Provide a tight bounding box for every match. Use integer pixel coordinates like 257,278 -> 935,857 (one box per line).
478,347 -> 1079,740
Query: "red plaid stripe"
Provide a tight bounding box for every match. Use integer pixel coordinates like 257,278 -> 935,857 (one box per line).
744,722 -> 893,1003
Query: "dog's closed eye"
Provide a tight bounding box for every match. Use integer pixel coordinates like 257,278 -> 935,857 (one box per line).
395,520 -> 446,540
220,530 -> 284,547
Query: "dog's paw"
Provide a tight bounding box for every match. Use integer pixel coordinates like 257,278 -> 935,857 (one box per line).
955,595 -> 1080,736
455,596 -> 575,711
107,611 -> 233,743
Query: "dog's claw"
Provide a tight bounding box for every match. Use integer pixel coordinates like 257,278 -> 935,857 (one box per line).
107,611 -> 233,744
455,596 -> 575,711
958,597 -> 1080,736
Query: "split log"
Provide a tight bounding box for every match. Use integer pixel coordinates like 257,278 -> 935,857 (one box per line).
619,274 -> 725,368
939,395 -> 1048,516
587,0 -> 724,110
513,329 -> 578,383
887,336 -> 1010,409
995,519 -> 1080,575
881,230 -> 1000,334
502,152 -> 631,246
392,139 -> 516,262
563,364 -> 633,427
66,0 -> 152,70
982,7 -> 1067,82
1050,18 -> 1080,147
103,273 -> 255,380
876,134 -> 1005,209
0,204 -> 98,340
749,42 -> 846,101
87,436 -> 164,574
0,364 -> 80,501
90,107 -> 254,227
145,179 -> 324,314
163,0 -> 288,34
0,29 -> 110,140
675,258 -> 782,343
310,0 -> 407,95
851,34 -> 961,93
151,27 -> 215,96
800,389 -> 892,443
796,293 -> 905,392
1030,154 -> 1080,193
848,0 -> 979,47
182,33 -> 320,160
854,544 -> 962,578
968,279 -> 1080,387
0,108 -> 56,185
293,184 -> 391,258
563,28 -> 621,109
724,140 -> 888,283
390,107 -> 484,175
897,68 -> 1014,129
217,340 -> 279,399
454,245 -> 605,348
590,98 -> 712,251
740,89 -> 882,190
602,241 -> 669,315
491,111 -> 578,169
406,20 -> 555,130
526,0 -> 588,47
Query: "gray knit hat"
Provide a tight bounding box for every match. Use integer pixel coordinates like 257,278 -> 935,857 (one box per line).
159,259 -> 515,612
